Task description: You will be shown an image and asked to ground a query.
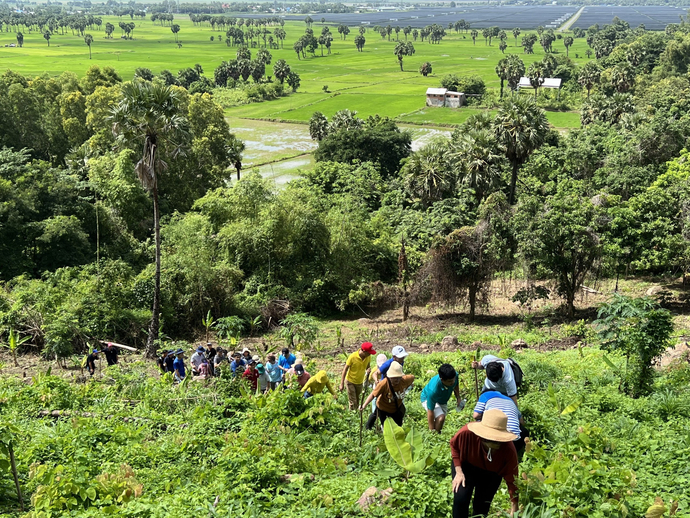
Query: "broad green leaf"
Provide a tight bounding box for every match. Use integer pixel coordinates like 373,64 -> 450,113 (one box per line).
406,426 -> 423,461
409,456 -> 429,473
561,397 -> 583,415
86,487 -> 97,501
383,418 -> 414,471
645,505 -> 667,518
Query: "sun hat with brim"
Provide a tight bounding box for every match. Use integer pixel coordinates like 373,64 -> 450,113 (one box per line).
252,355 -> 261,362
256,363 -> 265,374
196,346 -> 205,353
387,362 -> 404,378
467,409 -> 518,443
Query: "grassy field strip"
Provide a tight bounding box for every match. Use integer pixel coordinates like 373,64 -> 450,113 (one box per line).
559,6 -> 586,32
0,16 -> 592,128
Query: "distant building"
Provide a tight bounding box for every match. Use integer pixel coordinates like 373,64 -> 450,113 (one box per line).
518,77 -> 562,91
426,88 -> 466,108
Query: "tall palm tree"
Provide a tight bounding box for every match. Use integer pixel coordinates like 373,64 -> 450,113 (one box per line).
527,61 -> 546,99
611,62 -> 635,93
450,129 -> 504,203
578,61 -> 602,98
272,59 -> 290,83
495,58 -> 509,99
109,82 -> 190,357
16,31 -> 23,47
401,140 -> 455,207
494,97 -> 549,205
512,27 -> 520,46
394,41 -> 415,71
84,33 -> 93,59
563,35 -> 574,56
43,31 -> 51,46
505,54 -> 525,94
309,111 -> 329,141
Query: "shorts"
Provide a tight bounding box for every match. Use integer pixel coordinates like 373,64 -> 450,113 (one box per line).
421,401 -> 448,419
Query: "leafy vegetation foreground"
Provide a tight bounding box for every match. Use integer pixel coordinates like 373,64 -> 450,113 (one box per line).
0,345 -> 688,518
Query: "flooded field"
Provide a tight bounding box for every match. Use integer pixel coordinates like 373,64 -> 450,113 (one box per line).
230,118 -> 452,186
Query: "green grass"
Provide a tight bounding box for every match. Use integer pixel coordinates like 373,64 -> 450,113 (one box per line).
1,18 -> 591,129
544,110 -> 582,129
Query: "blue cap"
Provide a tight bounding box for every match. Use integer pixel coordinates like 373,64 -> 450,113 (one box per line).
93,349 -> 99,353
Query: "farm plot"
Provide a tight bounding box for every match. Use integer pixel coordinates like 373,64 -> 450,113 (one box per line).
572,5 -> 689,30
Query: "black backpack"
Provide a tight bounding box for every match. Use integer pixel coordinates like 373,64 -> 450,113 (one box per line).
508,358 -> 524,389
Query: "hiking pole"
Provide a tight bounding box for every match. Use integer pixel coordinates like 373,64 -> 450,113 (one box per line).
473,345 -> 480,400
359,376 -> 370,447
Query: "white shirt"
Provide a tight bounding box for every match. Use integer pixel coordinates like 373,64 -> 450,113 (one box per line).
191,351 -> 208,369
480,355 -> 518,397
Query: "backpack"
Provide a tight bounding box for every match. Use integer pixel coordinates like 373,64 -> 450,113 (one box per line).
508,358 -> 523,389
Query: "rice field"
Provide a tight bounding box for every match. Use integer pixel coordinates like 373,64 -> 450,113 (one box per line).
0,15 -> 592,179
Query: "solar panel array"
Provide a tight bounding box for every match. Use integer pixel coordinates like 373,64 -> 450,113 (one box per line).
572,5 -> 689,30
236,5 -> 688,30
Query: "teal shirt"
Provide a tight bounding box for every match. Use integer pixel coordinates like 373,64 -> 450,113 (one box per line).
420,374 -> 458,410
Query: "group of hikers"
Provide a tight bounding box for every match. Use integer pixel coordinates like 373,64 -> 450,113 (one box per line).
156,344 -> 338,397
83,342 -> 119,375
95,338 -> 524,518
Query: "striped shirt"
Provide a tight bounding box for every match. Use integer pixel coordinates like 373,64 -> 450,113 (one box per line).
474,391 -> 521,438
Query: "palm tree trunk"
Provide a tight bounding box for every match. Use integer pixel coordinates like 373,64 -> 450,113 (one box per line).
508,161 -> 519,205
146,184 -> 161,358
469,285 -> 476,321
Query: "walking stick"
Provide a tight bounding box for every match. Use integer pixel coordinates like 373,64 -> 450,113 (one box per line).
359,372 -> 371,447
473,346 -> 480,400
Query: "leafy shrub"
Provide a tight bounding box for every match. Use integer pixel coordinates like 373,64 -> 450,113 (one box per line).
595,295 -> 674,397
651,388 -> 690,421
521,358 -> 562,390
215,316 -> 246,339
279,313 -> 319,349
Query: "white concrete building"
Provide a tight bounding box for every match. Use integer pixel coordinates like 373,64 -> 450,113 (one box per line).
425,88 -> 466,108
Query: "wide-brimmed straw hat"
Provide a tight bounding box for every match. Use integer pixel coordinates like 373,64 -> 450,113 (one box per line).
388,362 -> 404,378
467,409 -> 518,442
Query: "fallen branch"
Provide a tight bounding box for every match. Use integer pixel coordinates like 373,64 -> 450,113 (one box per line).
98,340 -> 137,352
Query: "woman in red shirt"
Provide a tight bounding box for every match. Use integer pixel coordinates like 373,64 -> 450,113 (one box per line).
449,409 -> 519,518
242,360 -> 260,392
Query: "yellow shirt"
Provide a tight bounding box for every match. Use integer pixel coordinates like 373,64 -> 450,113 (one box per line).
346,351 -> 371,385
301,370 -> 336,395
